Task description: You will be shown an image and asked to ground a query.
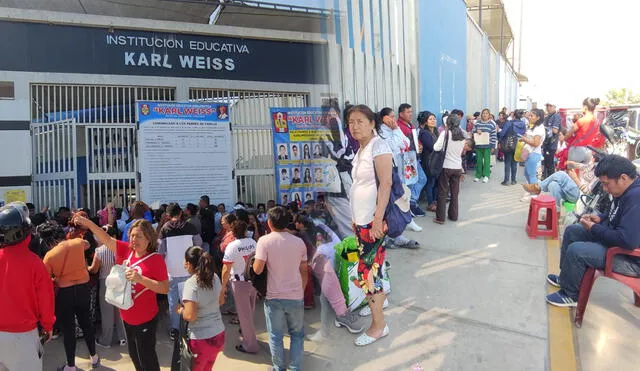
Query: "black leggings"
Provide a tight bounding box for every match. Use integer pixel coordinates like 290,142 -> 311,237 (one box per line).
124,316 -> 160,371
56,283 -> 97,366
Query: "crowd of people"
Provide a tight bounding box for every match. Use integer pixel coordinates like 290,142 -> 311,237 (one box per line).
2,97 -> 640,371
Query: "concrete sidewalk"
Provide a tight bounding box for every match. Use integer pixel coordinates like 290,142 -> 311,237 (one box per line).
41,162 -> 640,370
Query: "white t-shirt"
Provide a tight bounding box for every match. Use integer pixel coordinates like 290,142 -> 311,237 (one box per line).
526,124 -> 546,154
350,136 -> 393,226
433,130 -> 466,170
222,237 -> 257,281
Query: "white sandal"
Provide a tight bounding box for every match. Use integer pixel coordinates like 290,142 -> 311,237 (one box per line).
354,324 -> 389,346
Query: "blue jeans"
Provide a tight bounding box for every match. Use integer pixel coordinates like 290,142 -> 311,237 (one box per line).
524,152 -> 542,184
168,276 -> 189,331
503,151 -> 517,182
424,174 -> 438,205
264,299 -> 304,371
541,171 -> 580,211
409,161 -> 427,204
559,224 -> 607,299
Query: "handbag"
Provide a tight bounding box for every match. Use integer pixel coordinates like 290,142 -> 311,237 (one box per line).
171,315 -> 194,371
426,131 -> 449,178
402,150 -> 419,185
373,162 -> 412,238
104,251 -> 157,310
514,141 -> 528,162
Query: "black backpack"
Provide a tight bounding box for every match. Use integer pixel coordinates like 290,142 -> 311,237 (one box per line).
244,251 -> 268,298
501,123 -> 517,152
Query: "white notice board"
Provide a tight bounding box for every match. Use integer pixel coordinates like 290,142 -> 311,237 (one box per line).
137,102 -> 234,208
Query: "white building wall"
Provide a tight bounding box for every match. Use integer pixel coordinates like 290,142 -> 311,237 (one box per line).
467,12 -> 518,115
467,15 -> 484,114
328,0 -> 418,112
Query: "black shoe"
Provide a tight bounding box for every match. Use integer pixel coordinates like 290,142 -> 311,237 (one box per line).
501,181 -> 509,186
169,329 -> 179,342
511,180 -> 517,185
410,203 -> 426,217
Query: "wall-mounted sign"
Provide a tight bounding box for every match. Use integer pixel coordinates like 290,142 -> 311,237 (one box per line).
0,20 -> 328,84
137,101 -> 234,208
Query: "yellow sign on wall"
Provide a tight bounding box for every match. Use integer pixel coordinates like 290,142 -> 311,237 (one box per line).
4,190 -> 26,203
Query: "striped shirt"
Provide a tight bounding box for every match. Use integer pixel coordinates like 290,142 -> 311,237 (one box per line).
473,120 -> 497,149
95,245 -> 116,279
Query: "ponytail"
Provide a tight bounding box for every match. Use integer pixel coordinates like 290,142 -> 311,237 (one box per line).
185,246 -> 218,289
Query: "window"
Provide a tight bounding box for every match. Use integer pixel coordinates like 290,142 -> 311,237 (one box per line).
0,81 -> 14,99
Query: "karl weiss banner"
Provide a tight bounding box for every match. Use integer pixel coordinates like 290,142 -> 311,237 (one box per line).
271,107 -> 340,206
0,20 -> 327,84
137,102 -> 234,207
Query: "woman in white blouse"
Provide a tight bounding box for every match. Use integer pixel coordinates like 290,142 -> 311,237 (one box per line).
433,115 -> 467,224
521,109 -> 546,181
347,104 -> 393,346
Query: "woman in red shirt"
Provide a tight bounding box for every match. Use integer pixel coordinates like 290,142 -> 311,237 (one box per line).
72,215 -> 169,371
558,97 -> 602,170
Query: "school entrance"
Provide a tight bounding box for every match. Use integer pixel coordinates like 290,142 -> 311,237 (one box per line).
29,83 -> 309,211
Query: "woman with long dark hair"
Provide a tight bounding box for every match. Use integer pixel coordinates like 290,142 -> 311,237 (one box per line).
177,246 -> 225,370
418,111 -> 439,211
71,215 -> 169,371
520,108 -> 547,199
347,104 -> 393,346
433,116 -> 467,224
498,109 -> 527,185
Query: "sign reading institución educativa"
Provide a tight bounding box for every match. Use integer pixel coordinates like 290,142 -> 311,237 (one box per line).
0,20 -> 327,84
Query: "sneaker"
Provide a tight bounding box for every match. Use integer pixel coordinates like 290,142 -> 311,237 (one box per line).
473,178 -> 480,182
51,330 -> 60,340
95,341 -> 111,349
410,203 -> 426,217
335,312 -> 364,333
119,339 -> 127,347
406,220 -> 422,232
359,298 -> 390,317
546,291 -> 577,307
546,274 -> 560,288
169,329 -> 179,342
397,240 -> 420,249
385,240 -> 398,249
482,177 -> 489,183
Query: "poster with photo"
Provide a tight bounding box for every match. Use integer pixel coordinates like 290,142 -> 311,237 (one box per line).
271,107 -> 340,204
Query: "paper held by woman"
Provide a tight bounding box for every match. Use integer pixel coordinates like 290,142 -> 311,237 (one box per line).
473,132 -> 490,146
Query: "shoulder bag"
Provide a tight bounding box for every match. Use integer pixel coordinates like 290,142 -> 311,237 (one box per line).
104,251 -> 157,310
171,315 -> 193,371
426,131 -> 449,178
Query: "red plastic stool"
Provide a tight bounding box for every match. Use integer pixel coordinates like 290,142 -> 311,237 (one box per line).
526,194 -> 558,239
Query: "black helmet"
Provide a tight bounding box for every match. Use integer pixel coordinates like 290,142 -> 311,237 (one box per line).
0,202 -> 32,248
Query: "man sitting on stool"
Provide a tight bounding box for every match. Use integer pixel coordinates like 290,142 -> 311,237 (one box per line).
546,155 -> 640,307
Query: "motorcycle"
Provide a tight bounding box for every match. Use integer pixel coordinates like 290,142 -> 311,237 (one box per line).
600,112 -> 639,158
